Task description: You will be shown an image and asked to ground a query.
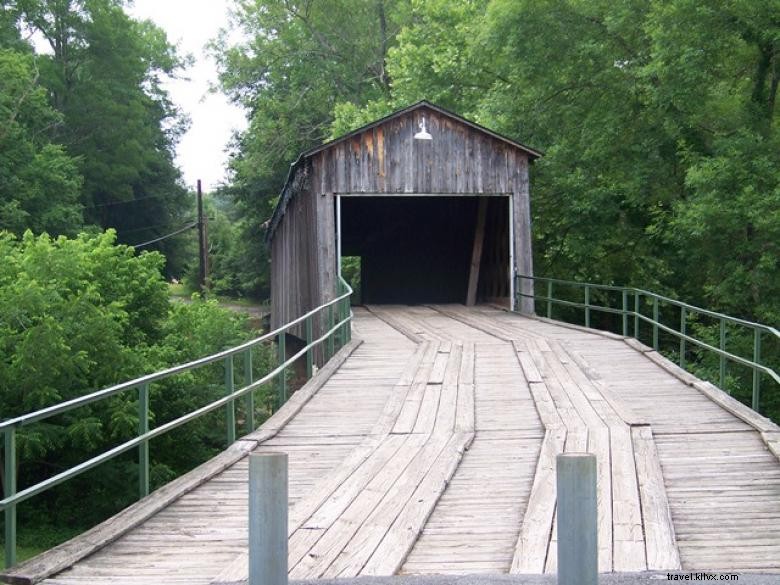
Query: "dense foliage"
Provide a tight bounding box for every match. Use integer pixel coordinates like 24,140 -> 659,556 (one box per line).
1,0 -> 193,275
214,0 -> 778,414
0,231 -> 274,543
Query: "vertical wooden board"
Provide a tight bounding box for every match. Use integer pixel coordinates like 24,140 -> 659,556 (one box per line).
405,115 -> 414,193
516,349 -> 543,383
528,382 -> 563,430
510,430 -> 566,573
454,383 -> 475,433
360,432 -> 474,576
290,434 -> 429,578
297,436 -> 407,534
321,433 -> 451,578
459,342 -> 475,384
429,352 -> 449,385
412,385 -> 442,435
610,425 -> 647,572
466,197 -> 488,306
589,427 -> 614,572
514,155 -> 534,314
632,427 -> 681,571
393,382 -> 427,435
433,384 -> 458,434
443,343 -> 463,385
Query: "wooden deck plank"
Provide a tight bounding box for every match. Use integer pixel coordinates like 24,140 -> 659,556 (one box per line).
22,305 -> 780,585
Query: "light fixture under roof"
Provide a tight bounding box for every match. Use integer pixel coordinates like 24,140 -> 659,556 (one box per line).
414,115 -> 432,140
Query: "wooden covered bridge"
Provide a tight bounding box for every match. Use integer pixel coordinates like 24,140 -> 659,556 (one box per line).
2,102 -> 779,584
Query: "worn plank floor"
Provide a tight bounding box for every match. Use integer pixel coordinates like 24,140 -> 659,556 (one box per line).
36,305 -> 780,585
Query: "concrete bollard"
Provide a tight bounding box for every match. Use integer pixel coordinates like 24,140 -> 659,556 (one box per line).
557,453 -> 597,585
249,452 -> 288,585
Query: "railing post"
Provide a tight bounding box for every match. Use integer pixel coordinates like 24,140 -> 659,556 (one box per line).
277,333 -> 287,409
621,289 -> 628,336
248,453 -> 288,585
336,300 -> 344,350
634,291 -> 640,339
652,296 -> 659,350
752,329 -> 762,413
557,453 -> 597,585
4,428 -> 17,569
138,383 -> 150,499
305,316 -> 313,379
225,356 -> 235,445
244,348 -> 254,433
679,307 -> 687,369
719,319 -> 727,391
344,300 -> 351,343
546,280 -> 553,319
327,304 -> 335,360
584,285 -> 591,328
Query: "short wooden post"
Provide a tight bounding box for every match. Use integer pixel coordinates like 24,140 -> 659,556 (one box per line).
248,453 -> 288,585
557,453 -> 597,585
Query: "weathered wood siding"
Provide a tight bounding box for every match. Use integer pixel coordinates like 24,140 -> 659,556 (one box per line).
310,108 -> 528,195
270,104 -> 536,334
270,160 -> 321,337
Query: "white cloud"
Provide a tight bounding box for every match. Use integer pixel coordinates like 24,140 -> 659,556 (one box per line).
127,0 -> 248,192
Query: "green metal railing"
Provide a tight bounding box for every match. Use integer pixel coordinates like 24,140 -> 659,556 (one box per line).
516,274 -> 779,414
1,279 -> 353,569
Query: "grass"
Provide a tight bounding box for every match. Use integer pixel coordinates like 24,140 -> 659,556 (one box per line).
168,282 -> 189,297
0,544 -> 47,570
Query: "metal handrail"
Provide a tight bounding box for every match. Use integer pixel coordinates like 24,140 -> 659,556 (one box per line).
1,278 -> 354,568
0,285 -> 352,432
515,274 -> 779,413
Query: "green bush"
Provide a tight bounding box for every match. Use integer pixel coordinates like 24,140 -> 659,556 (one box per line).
0,230 -> 274,538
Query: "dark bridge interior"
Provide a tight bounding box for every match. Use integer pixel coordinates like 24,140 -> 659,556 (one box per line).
340,196 -> 509,305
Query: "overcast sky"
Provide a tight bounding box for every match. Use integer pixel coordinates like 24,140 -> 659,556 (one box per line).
127,0 -> 247,192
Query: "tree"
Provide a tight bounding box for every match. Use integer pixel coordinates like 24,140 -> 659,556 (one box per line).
0,45 -> 83,235
212,0 -> 407,297
13,0 -> 192,273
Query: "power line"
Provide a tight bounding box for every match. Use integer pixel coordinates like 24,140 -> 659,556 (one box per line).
131,222 -> 197,249
83,194 -> 180,210
117,220 -> 194,235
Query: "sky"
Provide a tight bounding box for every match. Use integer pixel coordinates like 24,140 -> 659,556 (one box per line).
126,0 -> 247,192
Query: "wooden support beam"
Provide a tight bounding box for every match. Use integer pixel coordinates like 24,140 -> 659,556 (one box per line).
466,197 -> 488,306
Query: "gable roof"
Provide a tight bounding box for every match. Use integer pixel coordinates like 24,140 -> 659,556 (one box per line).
302,100 -> 543,160
266,100 -> 542,242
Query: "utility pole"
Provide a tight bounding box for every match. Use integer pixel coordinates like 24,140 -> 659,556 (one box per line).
197,179 -> 209,293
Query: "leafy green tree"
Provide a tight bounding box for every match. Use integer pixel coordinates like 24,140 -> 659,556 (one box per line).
212,0 -> 407,296
0,48 -> 83,235
13,0 -> 192,273
0,230 -> 273,531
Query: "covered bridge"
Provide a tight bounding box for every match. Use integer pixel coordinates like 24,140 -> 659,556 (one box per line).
267,101 -> 541,336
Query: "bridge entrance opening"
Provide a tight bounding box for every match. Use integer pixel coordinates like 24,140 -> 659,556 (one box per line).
338,195 -> 511,306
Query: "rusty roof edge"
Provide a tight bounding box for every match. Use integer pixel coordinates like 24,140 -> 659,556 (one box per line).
265,100 -> 543,243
